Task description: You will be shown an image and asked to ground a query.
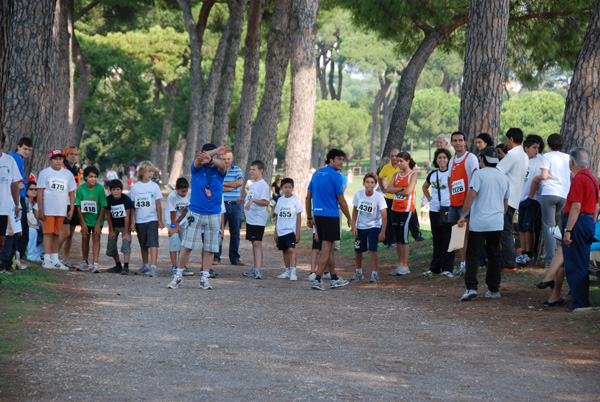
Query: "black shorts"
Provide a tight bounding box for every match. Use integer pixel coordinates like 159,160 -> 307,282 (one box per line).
276,232 -> 296,250
246,224 -> 265,242
314,216 -> 340,242
391,210 -> 412,245
312,233 -> 322,251
64,205 -> 81,226
136,221 -> 159,249
0,215 -> 7,237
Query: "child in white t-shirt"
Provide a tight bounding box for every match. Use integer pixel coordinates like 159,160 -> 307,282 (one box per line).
242,160 -> 270,279
166,178 -> 192,276
350,173 -> 387,284
274,178 -> 303,281
129,161 -> 164,277
37,149 -> 77,270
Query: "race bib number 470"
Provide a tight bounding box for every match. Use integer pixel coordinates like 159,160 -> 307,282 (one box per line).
452,179 -> 465,195
135,195 -> 151,208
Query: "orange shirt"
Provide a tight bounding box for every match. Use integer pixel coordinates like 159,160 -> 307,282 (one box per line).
450,151 -> 472,207
392,170 -> 416,212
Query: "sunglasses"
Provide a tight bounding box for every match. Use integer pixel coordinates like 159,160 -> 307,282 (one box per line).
28,188 -> 38,191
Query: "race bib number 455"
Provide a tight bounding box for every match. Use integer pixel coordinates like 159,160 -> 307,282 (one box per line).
81,200 -> 97,214
135,195 -> 151,208
278,207 -> 294,219
452,179 -> 465,195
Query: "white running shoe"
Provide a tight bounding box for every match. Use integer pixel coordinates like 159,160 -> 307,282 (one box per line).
515,255 -> 531,265
77,261 -> 89,271
322,272 -> 331,279
485,290 -> 501,299
147,265 -> 158,277
397,265 -> 410,275
461,289 -> 478,301
42,260 -> 55,269
289,268 -> 298,281
199,275 -> 213,290
308,272 -> 317,281
442,271 -> 455,278
243,267 -> 256,277
311,279 -> 325,291
330,278 -> 349,289
422,270 -> 435,277
454,264 -> 466,276
369,272 -> 379,284
255,268 -> 263,280
167,275 -> 183,289
54,261 -> 69,271
390,264 -> 403,276
91,263 -> 100,273
349,271 -> 364,281
182,266 -> 194,276
276,271 -> 290,279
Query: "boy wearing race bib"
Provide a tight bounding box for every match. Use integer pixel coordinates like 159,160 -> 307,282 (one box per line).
273,178 -> 303,281
75,166 -> 108,273
37,149 -> 77,270
166,177 -> 192,277
105,179 -> 133,275
242,160 -> 270,280
350,173 -> 387,284
129,160 -> 164,278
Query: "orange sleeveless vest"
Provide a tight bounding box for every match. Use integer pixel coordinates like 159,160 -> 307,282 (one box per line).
392,171 -> 415,212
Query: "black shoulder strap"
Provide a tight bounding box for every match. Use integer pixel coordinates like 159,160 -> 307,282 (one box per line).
582,172 -> 599,202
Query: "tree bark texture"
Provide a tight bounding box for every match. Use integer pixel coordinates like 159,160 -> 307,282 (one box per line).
381,81 -> 398,152
381,16 -> 467,165
2,0 -> 70,176
244,0 -> 292,186
168,132 -> 187,186
458,0 -> 510,146
232,0 -> 265,175
213,0 -> 249,147
159,81 -> 179,178
71,32 -> 91,147
178,0 -> 205,174
370,73 -> 393,173
284,0 -> 319,204
0,1 -> 13,127
561,0 -> 600,175
316,52 -> 329,99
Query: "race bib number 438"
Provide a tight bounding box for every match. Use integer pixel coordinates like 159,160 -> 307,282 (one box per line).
452,179 -> 465,195
135,195 -> 151,208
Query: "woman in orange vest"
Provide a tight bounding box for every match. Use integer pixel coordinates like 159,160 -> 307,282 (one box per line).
386,152 -> 417,276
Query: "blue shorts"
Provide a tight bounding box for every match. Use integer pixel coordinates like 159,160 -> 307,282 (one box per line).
354,227 -> 380,253
448,205 -> 468,224
517,198 -> 541,232
277,232 -> 296,251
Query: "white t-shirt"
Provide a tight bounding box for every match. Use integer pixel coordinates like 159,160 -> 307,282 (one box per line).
426,169 -> 451,212
244,179 -> 270,226
352,189 -> 387,229
469,168 -> 510,232
129,180 -> 163,224
165,189 -> 191,225
540,151 -> 571,198
0,153 -> 23,215
497,145 -> 529,209
37,166 -> 77,217
274,195 -> 304,236
520,156 -> 543,203
105,171 -> 119,181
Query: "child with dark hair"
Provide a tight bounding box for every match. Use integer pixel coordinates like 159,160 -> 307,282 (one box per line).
166,177 -> 192,277
274,178 -> 303,281
106,179 -> 133,274
75,165 -> 108,273
25,181 -> 44,262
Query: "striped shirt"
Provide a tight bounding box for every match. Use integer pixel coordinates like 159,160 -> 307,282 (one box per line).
223,164 -> 243,202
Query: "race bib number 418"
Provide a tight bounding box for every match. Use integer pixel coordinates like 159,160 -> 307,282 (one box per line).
81,200 -> 97,214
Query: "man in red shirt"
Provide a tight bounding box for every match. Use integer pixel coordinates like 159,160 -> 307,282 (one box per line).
562,147 -> 599,310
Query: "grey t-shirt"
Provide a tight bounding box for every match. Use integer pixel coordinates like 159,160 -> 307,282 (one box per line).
469,167 -> 510,232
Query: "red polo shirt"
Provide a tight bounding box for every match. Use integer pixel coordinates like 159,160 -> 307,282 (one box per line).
564,169 -> 599,214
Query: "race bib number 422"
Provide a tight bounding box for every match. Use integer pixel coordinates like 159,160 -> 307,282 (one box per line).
135,195 -> 151,208
452,179 -> 465,195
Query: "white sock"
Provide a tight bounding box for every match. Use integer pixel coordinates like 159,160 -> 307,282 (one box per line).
356,268 -> 363,274
460,261 -> 466,268
202,270 -> 209,278
177,268 -> 184,275
51,253 -> 59,263
44,254 -> 51,264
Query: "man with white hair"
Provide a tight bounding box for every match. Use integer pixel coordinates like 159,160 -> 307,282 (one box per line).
561,147 -> 599,311
436,134 -> 449,149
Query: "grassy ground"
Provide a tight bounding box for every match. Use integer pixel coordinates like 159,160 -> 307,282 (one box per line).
0,264 -> 60,390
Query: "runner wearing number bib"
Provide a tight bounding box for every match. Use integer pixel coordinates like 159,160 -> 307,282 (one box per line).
448,131 -> 479,275
165,178 -> 192,276
106,180 -> 133,275
75,166 -> 108,273
350,173 -> 387,284
273,178 -> 304,281
387,152 -> 417,276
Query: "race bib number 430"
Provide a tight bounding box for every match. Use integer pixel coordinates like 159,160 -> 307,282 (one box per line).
452,179 -> 465,195
135,195 -> 151,208
357,200 -> 375,217
81,200 -> 97,214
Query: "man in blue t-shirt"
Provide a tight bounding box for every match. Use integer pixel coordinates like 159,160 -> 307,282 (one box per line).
9,137 -> 33,260
306,149 -> 352,291
168,143 -> 230,291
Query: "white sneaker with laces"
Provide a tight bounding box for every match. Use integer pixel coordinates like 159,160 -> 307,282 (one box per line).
199,274 -> 213,290
397,265 -> 410,275
255,268 -> 263,280
42,260 -> 55,269
454,263 -> 466,276
442,271 -> 455,278
91,263 -> 100,273
168,274 -> 183,289
276,271 -> 290,279
53,261 -> 69,271
77,261 -> 89,271
485,290 -> 501,299
289,268 -> 298,281
461,289 -> 478,301
322,272 -> 331,279
308,272 -> 317,281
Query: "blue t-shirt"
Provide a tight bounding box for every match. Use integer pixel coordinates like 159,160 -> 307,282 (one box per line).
308,164 -> 344,217
189,163 -> 226,215
223,164 -> 243,202
10,152 -> 25,198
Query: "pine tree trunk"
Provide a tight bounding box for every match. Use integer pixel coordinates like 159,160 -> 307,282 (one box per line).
381,79 -> 397,152
0,1 -> 13,128
381,17 -> 467,164
244,0 -> 292,185
232,0 -> 265,175
168,132 -> 187,186
328,59 -> 338,100
159,82 -> 179,178
316,54 -> 329,99
213,0 -> 249,147
71,32 -> 91,147
370,79 -> 388,173
458,0 -> 510,145
2,0 -> 70,176
561,0 -> 600,175
284,0 -> 319,204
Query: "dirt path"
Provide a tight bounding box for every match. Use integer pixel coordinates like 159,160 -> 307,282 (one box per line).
4,225 -> 600,401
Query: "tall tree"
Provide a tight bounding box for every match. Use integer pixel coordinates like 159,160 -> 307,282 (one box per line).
244,0 -> 292,185
233,0 -> 265,175
213,0 -> 249,146
458,0 -> 510,144
284,0 -> 319,203
561,0 -> 600,174
0,1 -> 13,128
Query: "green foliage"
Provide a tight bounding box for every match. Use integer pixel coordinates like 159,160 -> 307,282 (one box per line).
500,91 -> 565,140
405,88 -> 460,148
